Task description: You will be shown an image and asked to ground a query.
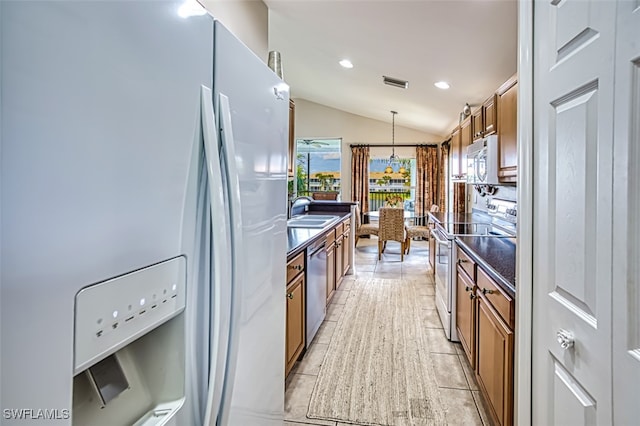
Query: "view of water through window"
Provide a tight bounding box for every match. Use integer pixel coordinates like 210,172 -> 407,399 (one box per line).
295,139 -> 416,211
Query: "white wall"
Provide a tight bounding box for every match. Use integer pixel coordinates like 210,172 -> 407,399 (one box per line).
293,98 -> 444,201
201,0 -> 268,62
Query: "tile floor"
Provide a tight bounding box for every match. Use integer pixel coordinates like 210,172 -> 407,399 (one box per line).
284,237 -> 492,426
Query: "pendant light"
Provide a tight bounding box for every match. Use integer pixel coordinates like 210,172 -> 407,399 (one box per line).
385,110 -> 399,174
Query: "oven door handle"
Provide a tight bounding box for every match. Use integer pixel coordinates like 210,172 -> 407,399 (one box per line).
431,228 -> 450,246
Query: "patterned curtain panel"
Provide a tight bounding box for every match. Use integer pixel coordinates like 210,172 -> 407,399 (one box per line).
439,142 -> 449,212
351,146 -> 370,216
415,145 -> 438,223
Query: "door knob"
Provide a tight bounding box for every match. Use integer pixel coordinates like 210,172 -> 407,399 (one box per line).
556,329 -> 574,349
287,293 -> 294,299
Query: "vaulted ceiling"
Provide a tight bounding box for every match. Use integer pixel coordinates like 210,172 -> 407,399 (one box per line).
265,0 -> 518,138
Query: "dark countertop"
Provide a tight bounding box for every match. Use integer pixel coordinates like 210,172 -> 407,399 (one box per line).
287,211 -> 351,259
455,236 -> 516,298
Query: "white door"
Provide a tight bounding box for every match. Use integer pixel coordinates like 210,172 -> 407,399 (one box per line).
612,2 -> 640,424
532,0 -> 616,424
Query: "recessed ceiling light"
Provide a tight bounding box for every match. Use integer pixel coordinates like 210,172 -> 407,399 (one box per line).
434,81 -> 450,90
339,59 -> 354,69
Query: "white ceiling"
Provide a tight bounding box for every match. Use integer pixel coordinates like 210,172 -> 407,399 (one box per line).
264,0 -> 518,138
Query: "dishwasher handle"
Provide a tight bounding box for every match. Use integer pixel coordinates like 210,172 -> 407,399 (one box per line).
308,238 -> 327,256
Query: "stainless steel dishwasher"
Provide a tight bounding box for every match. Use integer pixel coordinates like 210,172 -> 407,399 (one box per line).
306,238 -> 327,346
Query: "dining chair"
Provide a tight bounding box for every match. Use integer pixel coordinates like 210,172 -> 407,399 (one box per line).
404,204 -> 439,254
354,203 -> 378,246
378,207 -> 406,261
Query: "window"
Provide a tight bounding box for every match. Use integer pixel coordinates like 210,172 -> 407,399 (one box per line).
369,157 -> 416,211
296,139 -> 342,196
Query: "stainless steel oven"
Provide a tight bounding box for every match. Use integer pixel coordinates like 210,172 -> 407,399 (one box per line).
432,225 -> 457,341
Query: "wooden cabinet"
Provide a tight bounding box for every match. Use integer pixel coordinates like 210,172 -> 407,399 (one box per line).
476,293 -> 514,426
285,252 -> 305,376
496,75 -> 517,183
326,229 -> 336,304
450,126 -> 463,178
335,228 -> 344,289
471,107 -> 484,140
460,116 -> 472,147
456,266 -> 476,369
341,218 -> 351,278
454,243 -> 515,426
287,99 -> 295,178
483,94 -> 497,136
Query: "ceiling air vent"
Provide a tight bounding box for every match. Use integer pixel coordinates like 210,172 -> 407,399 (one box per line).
383,75 -> 409,89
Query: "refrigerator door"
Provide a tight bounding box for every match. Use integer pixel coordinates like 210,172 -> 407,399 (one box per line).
212,22 -> 288,425
1,2 -> 213,420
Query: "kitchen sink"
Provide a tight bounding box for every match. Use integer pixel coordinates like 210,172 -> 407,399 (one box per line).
287,215 -> 339,228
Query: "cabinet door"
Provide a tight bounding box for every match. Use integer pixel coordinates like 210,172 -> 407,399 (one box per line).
335,234 -> 344,287
450,127 -> 462,177
483,94 -> 497,136
286,274 -> 305,375
456,267 -> 476,369
342,228 -> 351,276
496,76 -> 517,182
461,116 -> 472,147
476,293 -> 514,426
287,99 -> 295,178
326,243 -> 336,304
472,108 -> 484,140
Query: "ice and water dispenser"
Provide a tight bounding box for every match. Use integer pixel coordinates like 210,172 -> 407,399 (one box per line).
72,257 -> 187,425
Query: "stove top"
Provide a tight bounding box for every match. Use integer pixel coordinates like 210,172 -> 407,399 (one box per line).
437,221 -> 514,237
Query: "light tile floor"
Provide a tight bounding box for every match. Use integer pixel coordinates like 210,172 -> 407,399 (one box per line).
284,237 -> 492,426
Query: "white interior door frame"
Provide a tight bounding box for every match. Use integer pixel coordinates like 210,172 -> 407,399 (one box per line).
515,1 -> 533,425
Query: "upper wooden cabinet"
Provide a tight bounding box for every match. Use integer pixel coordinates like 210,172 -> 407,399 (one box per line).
450,126 -> 463,178
483,94 -> 497,136
471,107 -> 484,140
287,99 -> 295,178
496,75 -> 517,183
460,116 -> 472,147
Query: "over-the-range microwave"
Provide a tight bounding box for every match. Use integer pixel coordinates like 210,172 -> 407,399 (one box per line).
466,134 -> 499,185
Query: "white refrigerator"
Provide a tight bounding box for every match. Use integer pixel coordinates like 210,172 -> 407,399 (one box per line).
0,2 -> 287,426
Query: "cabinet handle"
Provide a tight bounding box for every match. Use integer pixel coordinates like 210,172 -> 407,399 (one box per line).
556,329 -> 574,349
469,293 -> 476,300
287,292 -> 294,299
464,286 -> 472,292
481,288 -> 494,295
457,259 -> 468,264
288,264 -> 302,271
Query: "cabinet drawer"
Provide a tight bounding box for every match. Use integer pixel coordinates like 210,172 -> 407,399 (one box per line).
335,222 -> 344,235
286,251 -> 305,283
326,228 -> 336,246
342,217 -> 351,232
456,246 -> 476,280
477,267 -> 514,328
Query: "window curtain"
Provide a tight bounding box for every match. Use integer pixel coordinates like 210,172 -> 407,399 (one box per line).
351,146 -> 370,217
439,142 -> 449,212
415,145 -> 439,224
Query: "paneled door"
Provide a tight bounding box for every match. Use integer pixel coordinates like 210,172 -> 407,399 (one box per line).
532,0 -> 615,424
612,2 -> 640,424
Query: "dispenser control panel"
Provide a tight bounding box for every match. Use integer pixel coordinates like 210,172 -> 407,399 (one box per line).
74,256 -> 186,374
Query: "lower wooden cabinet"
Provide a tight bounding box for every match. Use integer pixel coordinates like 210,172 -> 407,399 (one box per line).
341,219 -> 351,278
455,267 -> 476,369
326,240 -> 336,304
476,293 -> 514,426
285,273 -> 305,376
455,243 -> 515,426
335,232 -> 344,289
